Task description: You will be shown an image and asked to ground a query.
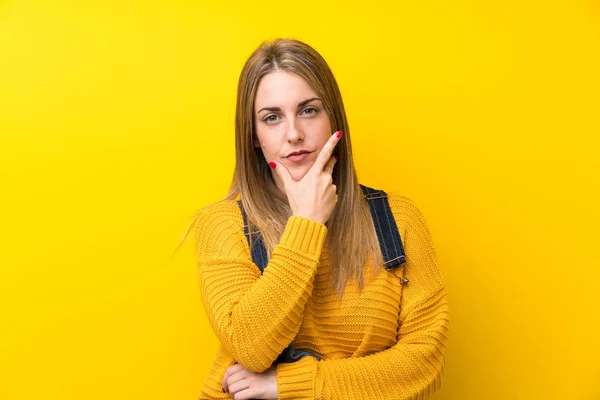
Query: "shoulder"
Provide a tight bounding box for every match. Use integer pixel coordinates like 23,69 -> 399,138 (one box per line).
380,190 -> 444,295
376,189 -> 432,241
191,199 -> 246,251
360,183 -> 421,216
385,191 -> 424,219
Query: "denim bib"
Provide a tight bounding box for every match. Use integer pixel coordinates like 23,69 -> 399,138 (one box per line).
236,184 -> 408,365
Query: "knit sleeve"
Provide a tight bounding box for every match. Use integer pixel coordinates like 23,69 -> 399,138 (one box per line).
275,196 -> 450,399
193,204 -> 328,373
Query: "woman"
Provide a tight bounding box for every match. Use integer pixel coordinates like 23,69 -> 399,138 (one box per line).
181,38 -> 450,399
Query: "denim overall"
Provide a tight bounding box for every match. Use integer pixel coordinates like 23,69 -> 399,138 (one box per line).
236,184 -> 408,365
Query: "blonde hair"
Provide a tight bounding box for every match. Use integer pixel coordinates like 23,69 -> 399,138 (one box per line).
175,38 -> 384,297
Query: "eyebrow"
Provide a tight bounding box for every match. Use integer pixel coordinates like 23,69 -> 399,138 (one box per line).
256,97 -> 322,114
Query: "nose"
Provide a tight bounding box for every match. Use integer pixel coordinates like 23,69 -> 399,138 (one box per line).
286,118 -> 304,143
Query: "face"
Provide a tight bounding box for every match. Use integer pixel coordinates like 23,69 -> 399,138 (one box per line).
253,70 -> 332,192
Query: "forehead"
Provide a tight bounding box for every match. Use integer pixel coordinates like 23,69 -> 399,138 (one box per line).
254,70 -> 318,110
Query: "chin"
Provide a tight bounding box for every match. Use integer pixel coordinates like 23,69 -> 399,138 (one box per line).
290,167 -> 310,182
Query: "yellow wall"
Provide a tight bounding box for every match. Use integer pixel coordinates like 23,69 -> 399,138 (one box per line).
1,1 -> 598,399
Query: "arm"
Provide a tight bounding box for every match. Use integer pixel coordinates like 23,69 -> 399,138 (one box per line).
193,206 -> 328,373
276,196 -> 450,399
276,287 -> 449,399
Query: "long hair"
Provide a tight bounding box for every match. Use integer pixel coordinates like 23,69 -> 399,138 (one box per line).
174,38 -> 384,296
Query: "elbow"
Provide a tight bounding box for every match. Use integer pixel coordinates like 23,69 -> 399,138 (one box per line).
423,340 -> 448,398
218,311 -> 297,373
221,335 -> 280,373
431,352 -> 447,394
232,351 -> 274,373
406,345 -> 446,400
207,308 -> 282,372
236,359 -> 273,373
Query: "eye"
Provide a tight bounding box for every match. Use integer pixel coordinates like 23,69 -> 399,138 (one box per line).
263,114 -> 279,123
302,107 -> 318,115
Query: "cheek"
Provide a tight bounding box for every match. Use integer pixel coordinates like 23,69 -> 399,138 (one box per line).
318,130 -> 332,148
255,129 -> 270,150
256,137 -> 277,156
315,114 -> 333,138
260,138 -> 274,150
300,117 -> 331,143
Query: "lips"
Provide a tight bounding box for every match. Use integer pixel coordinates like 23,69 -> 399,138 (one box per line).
286,152 -> 311,162
286,150 -> 311,158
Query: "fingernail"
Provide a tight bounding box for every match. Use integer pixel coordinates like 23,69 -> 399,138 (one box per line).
334,155 -> 339,161
268,161 -> 277,169
336,130 -> 343,138
222,388 -> 226,393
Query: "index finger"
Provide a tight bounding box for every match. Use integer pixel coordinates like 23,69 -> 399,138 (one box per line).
310,130 -> 342,174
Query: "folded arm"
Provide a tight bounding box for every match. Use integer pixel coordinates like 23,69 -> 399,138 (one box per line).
276,286 -> 450,399
194,207 -> 328,373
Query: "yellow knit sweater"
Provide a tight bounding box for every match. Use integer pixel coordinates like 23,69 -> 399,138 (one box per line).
193,192 -> 450,399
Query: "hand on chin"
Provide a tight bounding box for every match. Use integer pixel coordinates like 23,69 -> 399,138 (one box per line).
290,169 -> 309,182
284,163 -> 311,182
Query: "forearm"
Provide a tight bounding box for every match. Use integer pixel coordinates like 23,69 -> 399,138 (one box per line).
199,216 -> 328,372
276,288 -> 450,399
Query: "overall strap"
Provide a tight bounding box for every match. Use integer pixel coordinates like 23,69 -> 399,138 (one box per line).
236,184 -> 406,272
236,202 -> 269,273
359,184 -> 407,269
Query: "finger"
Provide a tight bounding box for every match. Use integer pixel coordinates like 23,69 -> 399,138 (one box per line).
232,388 -> 256,400
310,130 -> 342,175
230,369 -> 251,384
269,160 -> 293,186
228,378 -> 251,397
323,155 -> 338,176
222,364 -> 244,392
225,367 -> 251,394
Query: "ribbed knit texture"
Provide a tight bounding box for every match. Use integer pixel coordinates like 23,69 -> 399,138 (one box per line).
193,192 -> 450,399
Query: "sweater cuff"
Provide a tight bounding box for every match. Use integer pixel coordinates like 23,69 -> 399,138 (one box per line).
280,216 -> 328,257
276,356 -> 317,399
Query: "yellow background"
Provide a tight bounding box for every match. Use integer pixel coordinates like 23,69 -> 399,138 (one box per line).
1,0 -> 599,399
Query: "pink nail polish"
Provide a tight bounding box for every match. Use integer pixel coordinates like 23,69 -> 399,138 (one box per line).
269,161 -> 277,169
336,130 -> 343,138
